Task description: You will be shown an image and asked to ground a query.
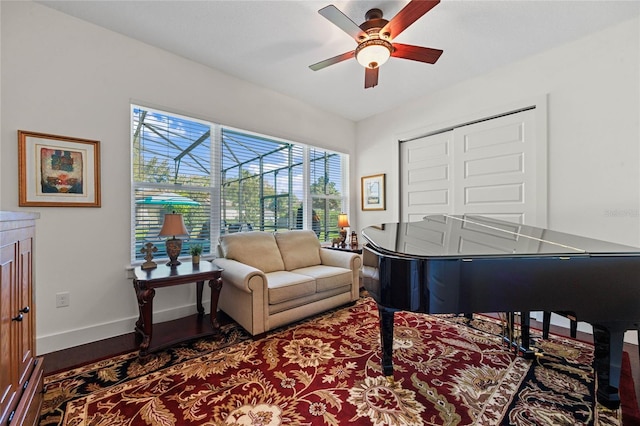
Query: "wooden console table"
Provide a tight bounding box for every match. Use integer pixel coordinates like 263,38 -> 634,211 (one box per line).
132,262 -> 223,358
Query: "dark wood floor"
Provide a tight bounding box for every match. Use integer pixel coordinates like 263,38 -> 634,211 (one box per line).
43,311 -> 234,375
42,311 -> 640,410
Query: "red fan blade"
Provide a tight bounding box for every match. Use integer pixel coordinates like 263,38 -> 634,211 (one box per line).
391,43 -> 443,64
319,5 -> 368,41
364,67 -> 379,88
309,50 -> 355,71
380,0 -> 440,40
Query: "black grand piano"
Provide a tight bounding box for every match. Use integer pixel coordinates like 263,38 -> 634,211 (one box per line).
361,214 -> 640,409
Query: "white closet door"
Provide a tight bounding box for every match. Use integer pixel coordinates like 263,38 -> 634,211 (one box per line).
453,109 -> 536,224
401,109 -> 540,225
401,131 -> 454,222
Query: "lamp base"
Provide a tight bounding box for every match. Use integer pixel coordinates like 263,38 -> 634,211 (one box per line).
340,229 -> 347,249
165,238 -> 183,267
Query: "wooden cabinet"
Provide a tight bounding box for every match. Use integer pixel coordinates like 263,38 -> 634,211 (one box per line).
0,212 -> 42,426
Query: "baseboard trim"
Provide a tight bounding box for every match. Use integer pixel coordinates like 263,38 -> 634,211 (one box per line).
38,305 -> 638,354
37,302 -> 210,355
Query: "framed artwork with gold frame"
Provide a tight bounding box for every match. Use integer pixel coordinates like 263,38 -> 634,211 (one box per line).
361,173 -> 385,211
18,130 -> 101,207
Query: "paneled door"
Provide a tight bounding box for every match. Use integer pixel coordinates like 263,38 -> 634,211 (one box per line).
401,108 -> 545,225
401,131 -> 454,222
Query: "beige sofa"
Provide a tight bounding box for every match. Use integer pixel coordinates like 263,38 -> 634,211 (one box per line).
212,229 -> 362,336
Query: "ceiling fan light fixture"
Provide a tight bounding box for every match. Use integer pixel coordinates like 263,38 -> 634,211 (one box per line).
355,39 -> 392,69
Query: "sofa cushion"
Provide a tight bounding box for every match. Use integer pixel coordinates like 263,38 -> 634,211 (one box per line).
219,231 -> 285,273
292,265 -> 352,292
268,285 -> 352,315
274,230 -> 321,271
265,271 -> 316,304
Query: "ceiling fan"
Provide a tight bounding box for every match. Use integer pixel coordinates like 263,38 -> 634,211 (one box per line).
309,0 -> 443,89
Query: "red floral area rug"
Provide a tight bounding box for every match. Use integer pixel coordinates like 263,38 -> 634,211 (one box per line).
40,297 -> 625,425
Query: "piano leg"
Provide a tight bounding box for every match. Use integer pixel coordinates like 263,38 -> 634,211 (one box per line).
378,304 -> 396,377
521,312 -> 531,354
504,312 -> 516,351
503,312 -> 534,358
592,324 -> 624,410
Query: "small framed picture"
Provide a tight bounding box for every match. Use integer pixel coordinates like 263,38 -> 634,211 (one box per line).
18,130 -> 101,207
361,173 -> 385,211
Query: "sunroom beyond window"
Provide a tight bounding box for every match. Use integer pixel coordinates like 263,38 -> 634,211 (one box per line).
131,106 -> 348,263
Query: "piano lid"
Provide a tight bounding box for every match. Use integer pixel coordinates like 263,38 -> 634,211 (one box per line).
361,215 -> 640,259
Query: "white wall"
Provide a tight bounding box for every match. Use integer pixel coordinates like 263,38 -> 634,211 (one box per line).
0,3 -> 3,203
355,16 -> 640,248
0,1 -> 356,354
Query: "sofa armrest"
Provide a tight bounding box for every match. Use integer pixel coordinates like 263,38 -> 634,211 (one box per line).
211,258 -> 267,293
320,248 -> 362,271
320,249 -> 362,301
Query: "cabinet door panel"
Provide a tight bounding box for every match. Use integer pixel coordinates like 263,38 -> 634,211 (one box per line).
0,242 -> 18,424
17,236 -> 34,386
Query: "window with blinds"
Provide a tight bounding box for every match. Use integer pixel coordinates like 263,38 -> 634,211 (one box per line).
132,106 -> 215,262
131,105 -> 348,263
309,148 -> 346,242
221,129 -> 304,234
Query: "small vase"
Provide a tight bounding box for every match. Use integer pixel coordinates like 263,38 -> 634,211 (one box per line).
192,255 -> 200,265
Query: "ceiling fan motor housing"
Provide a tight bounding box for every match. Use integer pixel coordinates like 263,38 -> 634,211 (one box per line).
359,8 -> 390,40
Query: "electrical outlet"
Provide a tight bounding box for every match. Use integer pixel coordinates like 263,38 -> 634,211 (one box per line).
56,292 -> 70,308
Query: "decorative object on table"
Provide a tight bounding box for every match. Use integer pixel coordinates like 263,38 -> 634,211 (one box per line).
361,173 -> 385,211
337,213 -> 350,248
159,212 -> 189,267
331,237 -> 341,248
17,130 -> 101,207
350,231 -> 358,250
140,242 -> 158,270
190,243 -> 203,265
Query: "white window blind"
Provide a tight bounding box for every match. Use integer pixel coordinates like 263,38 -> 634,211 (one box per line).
131,106 -> 216,262
221,128 -> 305,234
309,147 -> 348,241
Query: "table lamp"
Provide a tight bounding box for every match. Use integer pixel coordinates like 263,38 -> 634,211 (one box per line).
159,212 -> 189,267
337,213 -> 350,248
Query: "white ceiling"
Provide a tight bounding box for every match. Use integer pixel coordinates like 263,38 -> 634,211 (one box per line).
37,0 -> 640,122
